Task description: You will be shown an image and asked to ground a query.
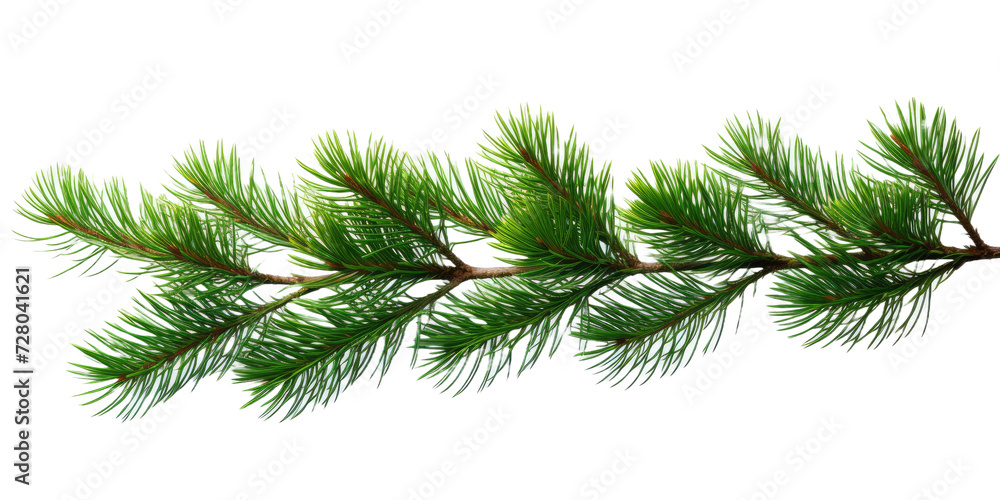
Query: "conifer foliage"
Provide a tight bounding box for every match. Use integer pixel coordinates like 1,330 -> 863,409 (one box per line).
18,100 -> 1000,419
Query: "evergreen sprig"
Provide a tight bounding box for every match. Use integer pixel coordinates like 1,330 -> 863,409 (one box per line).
623,161 -> 774,272
18,100 -> 1000,419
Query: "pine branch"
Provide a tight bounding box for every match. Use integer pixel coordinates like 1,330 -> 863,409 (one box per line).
417,274 -> 617,394
623,161 -> 776,272
483,108 -> 640,267
862,100 -> 997,250
770,247 -> 963,349
418,154 -> 506,236
19,101 -> 1000,419
17,167 -> 300,286
576,269 -> 771,387
173,143 -> 311,250
707,115 -> 858,240
306,132 -> 468,268
236,279 -> 457,420
825,176 -> 944,252
72,284 -> 313,419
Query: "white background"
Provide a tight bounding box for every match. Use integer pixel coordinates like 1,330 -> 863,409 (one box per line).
2,0 -> 1000,498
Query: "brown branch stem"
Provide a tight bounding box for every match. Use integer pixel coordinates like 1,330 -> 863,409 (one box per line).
274,245 -> 1000,287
